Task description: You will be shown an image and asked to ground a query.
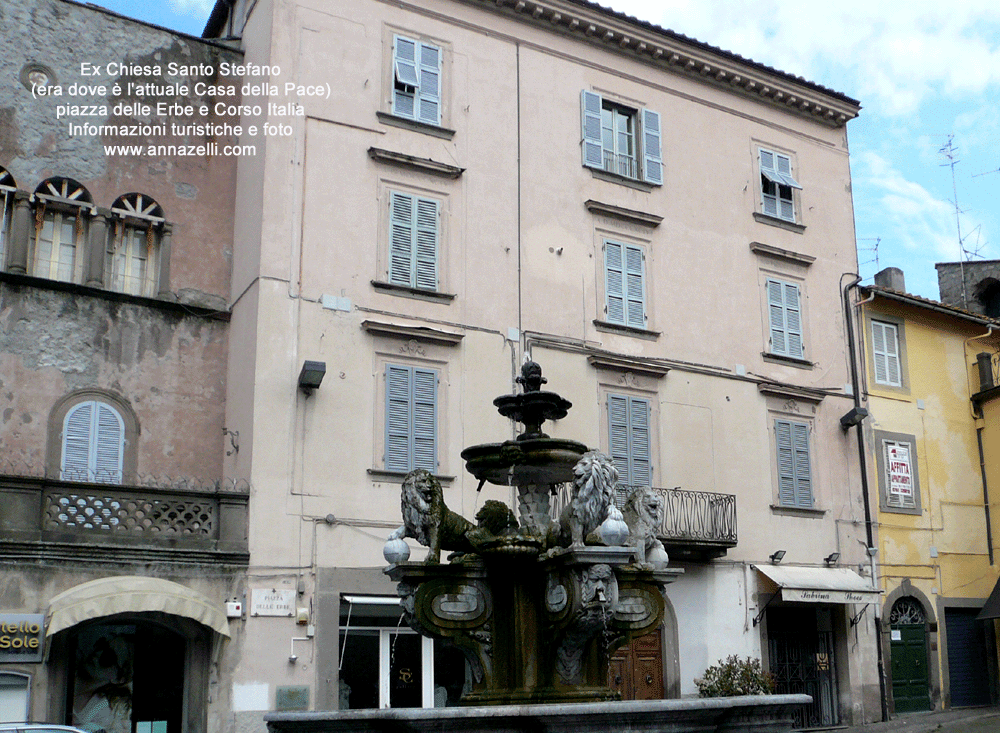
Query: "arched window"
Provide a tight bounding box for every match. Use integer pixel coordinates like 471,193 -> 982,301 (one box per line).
975,278 -> 1000,319
108,193 -> 163,296
32,177 -> 93,283
0,167 -> 16,270
889,596 -> 926,625
61,400 -> 125,484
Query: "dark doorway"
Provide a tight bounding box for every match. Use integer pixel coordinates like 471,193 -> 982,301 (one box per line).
767,606 -> 839,728
68,621 -> 185,733
889,596 -> 931,713
945,608 -> 991,707
608,629 -> 664,700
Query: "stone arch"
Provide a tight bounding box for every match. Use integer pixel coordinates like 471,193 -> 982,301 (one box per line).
974,277 -> 1000,318
881,579 -> 940,712
46,389 -> 140,482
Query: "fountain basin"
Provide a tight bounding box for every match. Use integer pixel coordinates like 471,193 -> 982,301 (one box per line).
266,694 -> 813,733
461,438 -> 589,486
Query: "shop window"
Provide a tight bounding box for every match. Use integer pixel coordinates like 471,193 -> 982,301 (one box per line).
338,597 -> 468,709
0,672 -> 30,722
108,193 -> 163,297
32,177 -> 93,283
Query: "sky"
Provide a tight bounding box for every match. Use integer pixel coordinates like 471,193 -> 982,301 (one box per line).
88,0 -> 1000,301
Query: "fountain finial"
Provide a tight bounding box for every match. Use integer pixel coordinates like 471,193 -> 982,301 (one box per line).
516,360 -> 546,393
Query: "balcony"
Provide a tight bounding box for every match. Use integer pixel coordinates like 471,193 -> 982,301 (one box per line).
550,484 -> 737,561
0,467 -> 249,565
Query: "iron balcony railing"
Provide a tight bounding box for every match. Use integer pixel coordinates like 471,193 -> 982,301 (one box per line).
549,483 -> 737,559
603,150 -> 638,180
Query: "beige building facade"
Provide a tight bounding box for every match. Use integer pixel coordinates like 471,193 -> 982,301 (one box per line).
207,0 -> 882,728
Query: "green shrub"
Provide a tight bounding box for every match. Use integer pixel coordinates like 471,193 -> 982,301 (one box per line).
695,655 -> 775,697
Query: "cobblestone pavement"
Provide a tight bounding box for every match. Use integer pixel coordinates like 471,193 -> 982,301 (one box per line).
832,707 -> 1000,733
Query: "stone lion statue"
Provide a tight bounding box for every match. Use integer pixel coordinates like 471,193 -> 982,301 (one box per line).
622,486 -> 668,567
550,451 -> 617,549
388,469 -> 474,563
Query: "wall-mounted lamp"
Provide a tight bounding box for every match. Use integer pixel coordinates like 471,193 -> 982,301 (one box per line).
824,552 -> 841,566
298,360 -> 327,394
769,550 -> 786,564
840,406 -> 869,430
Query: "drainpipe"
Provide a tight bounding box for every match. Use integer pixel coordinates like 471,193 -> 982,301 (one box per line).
843,274 -> 888,722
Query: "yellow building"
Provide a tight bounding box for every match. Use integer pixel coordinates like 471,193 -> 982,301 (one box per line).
858,267 -> 1000,713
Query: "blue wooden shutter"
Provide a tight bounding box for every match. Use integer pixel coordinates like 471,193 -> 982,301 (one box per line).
775,419 -> 812,507
608,394 -> 651,507
417,43 -> 441,125
605,241 -> 625,324
581,90 -> 604,168
641,108 -> 662,184
767,279 -> 802,359
389,192 -> 414,286
412,367 -> 438,471
872,321 -> 901,386
385,365 -> 412,471
94,402 -> 124,483
414,197 -> 438,290
62,402 -> 93,481
385,365 -> 437,472
393,36 -> 418,119
760,149 -> 779,217
624,244 -> 646,328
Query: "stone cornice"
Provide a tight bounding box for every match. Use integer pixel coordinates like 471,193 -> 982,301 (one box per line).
585,200 -> 662,227
361,318 -> 465,346
368,147 -> 466,178
472,0 -> 860,127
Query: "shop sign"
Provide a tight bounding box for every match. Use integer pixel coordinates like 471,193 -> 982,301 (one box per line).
0,613 -> 45,662
782,588 -> 878,604
250,589 -> 295,617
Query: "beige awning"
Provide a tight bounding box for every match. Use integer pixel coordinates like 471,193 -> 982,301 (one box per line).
47,576 -> 230,637
755,565 -> 881,604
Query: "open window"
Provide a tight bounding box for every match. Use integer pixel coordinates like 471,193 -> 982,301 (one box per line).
581,91 -> 662,185
392,35 -> 441,126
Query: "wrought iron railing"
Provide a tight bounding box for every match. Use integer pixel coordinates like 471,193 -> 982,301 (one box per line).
603,150 -> 638,180
548,483 -> 737,548
657,487 -> 737,544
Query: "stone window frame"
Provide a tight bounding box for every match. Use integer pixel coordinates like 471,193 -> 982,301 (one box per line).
107,193 -> 167,298
864,311 -> 910,395
592,220 -> 659,340
751,140 -> 806,233
874,430 -> 922,516
763,392 -> 823,516
31,177 -> 95,284
46,390 -> 140,483
756,262 -> 813,369
596,373 -> 661,499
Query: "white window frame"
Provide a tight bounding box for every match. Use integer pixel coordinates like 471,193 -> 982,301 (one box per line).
384,363 -> 438,474
871,319 -> 902,387
766,278 -> 804,359
604,239 -> 646,329
32,178 -> 93,283
60,400 -> 125,484
581,90 -> 662,185
759,148 -> 801,222
388,191 -> 439,291
108,193 -> 163,297
774,418 -> 813,508
392,34 -> 442,126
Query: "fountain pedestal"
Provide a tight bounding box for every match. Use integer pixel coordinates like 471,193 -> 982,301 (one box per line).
388,546 -> 681,705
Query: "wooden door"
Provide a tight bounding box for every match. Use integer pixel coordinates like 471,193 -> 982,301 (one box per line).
609,630 -> 664,700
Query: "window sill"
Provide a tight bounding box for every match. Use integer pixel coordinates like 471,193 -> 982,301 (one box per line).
588,168 -> 657,192
881,503 -> 921,516
753,212 -> 806,234
762,352 -> 814,370
371,280 -> 456,303
594,320 -> 661,340
770,504 -> 826,518
367,469 -> 455,484
376,112 -> 455,140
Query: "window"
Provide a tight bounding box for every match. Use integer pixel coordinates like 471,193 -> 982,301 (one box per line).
389,191 -> 439,291
766,278 -> 803,359
581,91 -> 662,185
608,393 -> 651,507
871,320 -> 902,387
385,364 -> 438,473
108,193 -> 163,296
392,35 -> 441,126
0,167 -> 15,269
0,672 -> 30,720
32,178 -> 93,283
875,430 -> 921,515
774,418 -> 812,508
61,400 -> 125,483
339,597 -> 467,709
759,148 -> 801,222
604,240 -> 646,329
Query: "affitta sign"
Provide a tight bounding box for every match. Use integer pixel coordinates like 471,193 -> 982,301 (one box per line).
0,614 -> 45,663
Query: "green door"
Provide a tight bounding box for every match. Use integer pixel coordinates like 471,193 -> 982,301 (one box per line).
891,624 -> 931,713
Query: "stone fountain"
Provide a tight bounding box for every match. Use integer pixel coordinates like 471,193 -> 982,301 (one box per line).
265,362 -> 810,733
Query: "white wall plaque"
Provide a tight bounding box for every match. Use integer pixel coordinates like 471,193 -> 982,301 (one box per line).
250,588 -> 295,617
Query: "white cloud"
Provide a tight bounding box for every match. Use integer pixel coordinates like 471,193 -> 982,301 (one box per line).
169,0 -> 216,17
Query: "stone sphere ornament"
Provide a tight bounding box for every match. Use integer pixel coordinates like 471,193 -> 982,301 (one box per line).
598,505 -> 629,547
646,543 -> 670,568
383,536 -> 411,564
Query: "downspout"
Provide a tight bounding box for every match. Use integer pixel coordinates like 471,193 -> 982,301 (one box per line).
843,275 -> 888,722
